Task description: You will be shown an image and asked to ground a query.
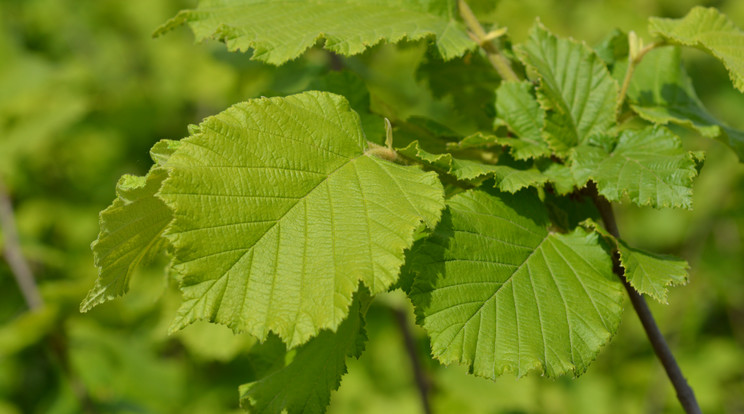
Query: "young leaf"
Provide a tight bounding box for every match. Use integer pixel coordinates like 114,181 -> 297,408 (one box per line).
81,155 -> 173,312
649,7 -> 744,93
239,293 -> 367,414
570,126 -> 698,209
582,219 -> 688,304
518,22 -> 619,155
159,91 -> 444,348
624,46 -> 744,161
398,141 -> 549,193
409,189 -> 624,378
494,81 -> 551,160
154,0 -> 475,65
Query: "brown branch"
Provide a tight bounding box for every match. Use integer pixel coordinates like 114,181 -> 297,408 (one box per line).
0,177 -> 43,310
591,187 -> 701,414
392,307 -> 431,414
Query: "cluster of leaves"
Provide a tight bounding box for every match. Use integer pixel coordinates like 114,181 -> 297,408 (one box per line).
79,1 -> 744,412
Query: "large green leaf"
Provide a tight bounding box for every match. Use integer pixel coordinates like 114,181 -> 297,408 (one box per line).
154,0 -> 475,65
159,91 -> 444,347
624,46 -> 744,161
409,189 -> 624,378
494,81 -> 551,160
570,126 -> 698,209
649,7 -> 744,93
239,294 -> 367,413
518,22 -> 619,155
309,71 -> 385,145
582,219 -> 688,304
398,141 -> 548,193
81,141 -> 178,312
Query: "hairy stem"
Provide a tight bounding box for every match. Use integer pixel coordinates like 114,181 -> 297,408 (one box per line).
458,0 -> 519,82
617,39 -> 660,107
0,177 -> 44,310
592,190 -> 701,414
392,307 -> 431,414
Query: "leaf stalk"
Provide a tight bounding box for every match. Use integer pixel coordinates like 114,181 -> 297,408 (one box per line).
458,0 -> 519,82
617,35 -> 661,108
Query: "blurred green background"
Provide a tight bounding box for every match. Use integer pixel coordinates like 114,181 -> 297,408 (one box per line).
1,0 -> 742,413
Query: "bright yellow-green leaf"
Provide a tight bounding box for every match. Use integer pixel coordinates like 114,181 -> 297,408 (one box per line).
650,7 -> 744,93
81,145 -> 174,312
159,91 -> 444,347
155,0 -> 475,65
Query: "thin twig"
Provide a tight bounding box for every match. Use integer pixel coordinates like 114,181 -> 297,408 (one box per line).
392,307 -> 431,414
458,0 -> 519,82
591,187 -> 701,414
0,177 -> 44,310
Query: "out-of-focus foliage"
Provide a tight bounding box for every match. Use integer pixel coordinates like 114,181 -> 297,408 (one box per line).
1,0 -> 742,413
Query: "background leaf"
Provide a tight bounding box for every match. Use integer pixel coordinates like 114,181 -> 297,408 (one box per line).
650,7 -> 744,93
240,294 -> 368,414
623,46 -> 744,161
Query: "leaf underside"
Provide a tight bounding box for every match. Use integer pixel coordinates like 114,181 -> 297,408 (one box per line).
154,0 -> 475,65
650,7 -> 744,93
159,91 -> 444,348
409,189 -> 624,378
625,46 -> 744,161
239,294 -> 367,414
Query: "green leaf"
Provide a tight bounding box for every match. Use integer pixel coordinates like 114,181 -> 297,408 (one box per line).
624,46 -> 744,161
446,132 -> 500,151
649,6 -> 744,93
239,293 -> 367,414
159,91 -> 444,347
309,71 -> 385,145
155,0 -> 475,65
81,161 -> 172,312
409,189 -> 624,378
570,126 -> 698,209
417,52 -> 500,132
398,141 -> 548,193
540,162 -> 577,195
582,219 -> 689,303
518,22 -> 619,155
495,81 -> 551,160
594,29 -> 629,67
